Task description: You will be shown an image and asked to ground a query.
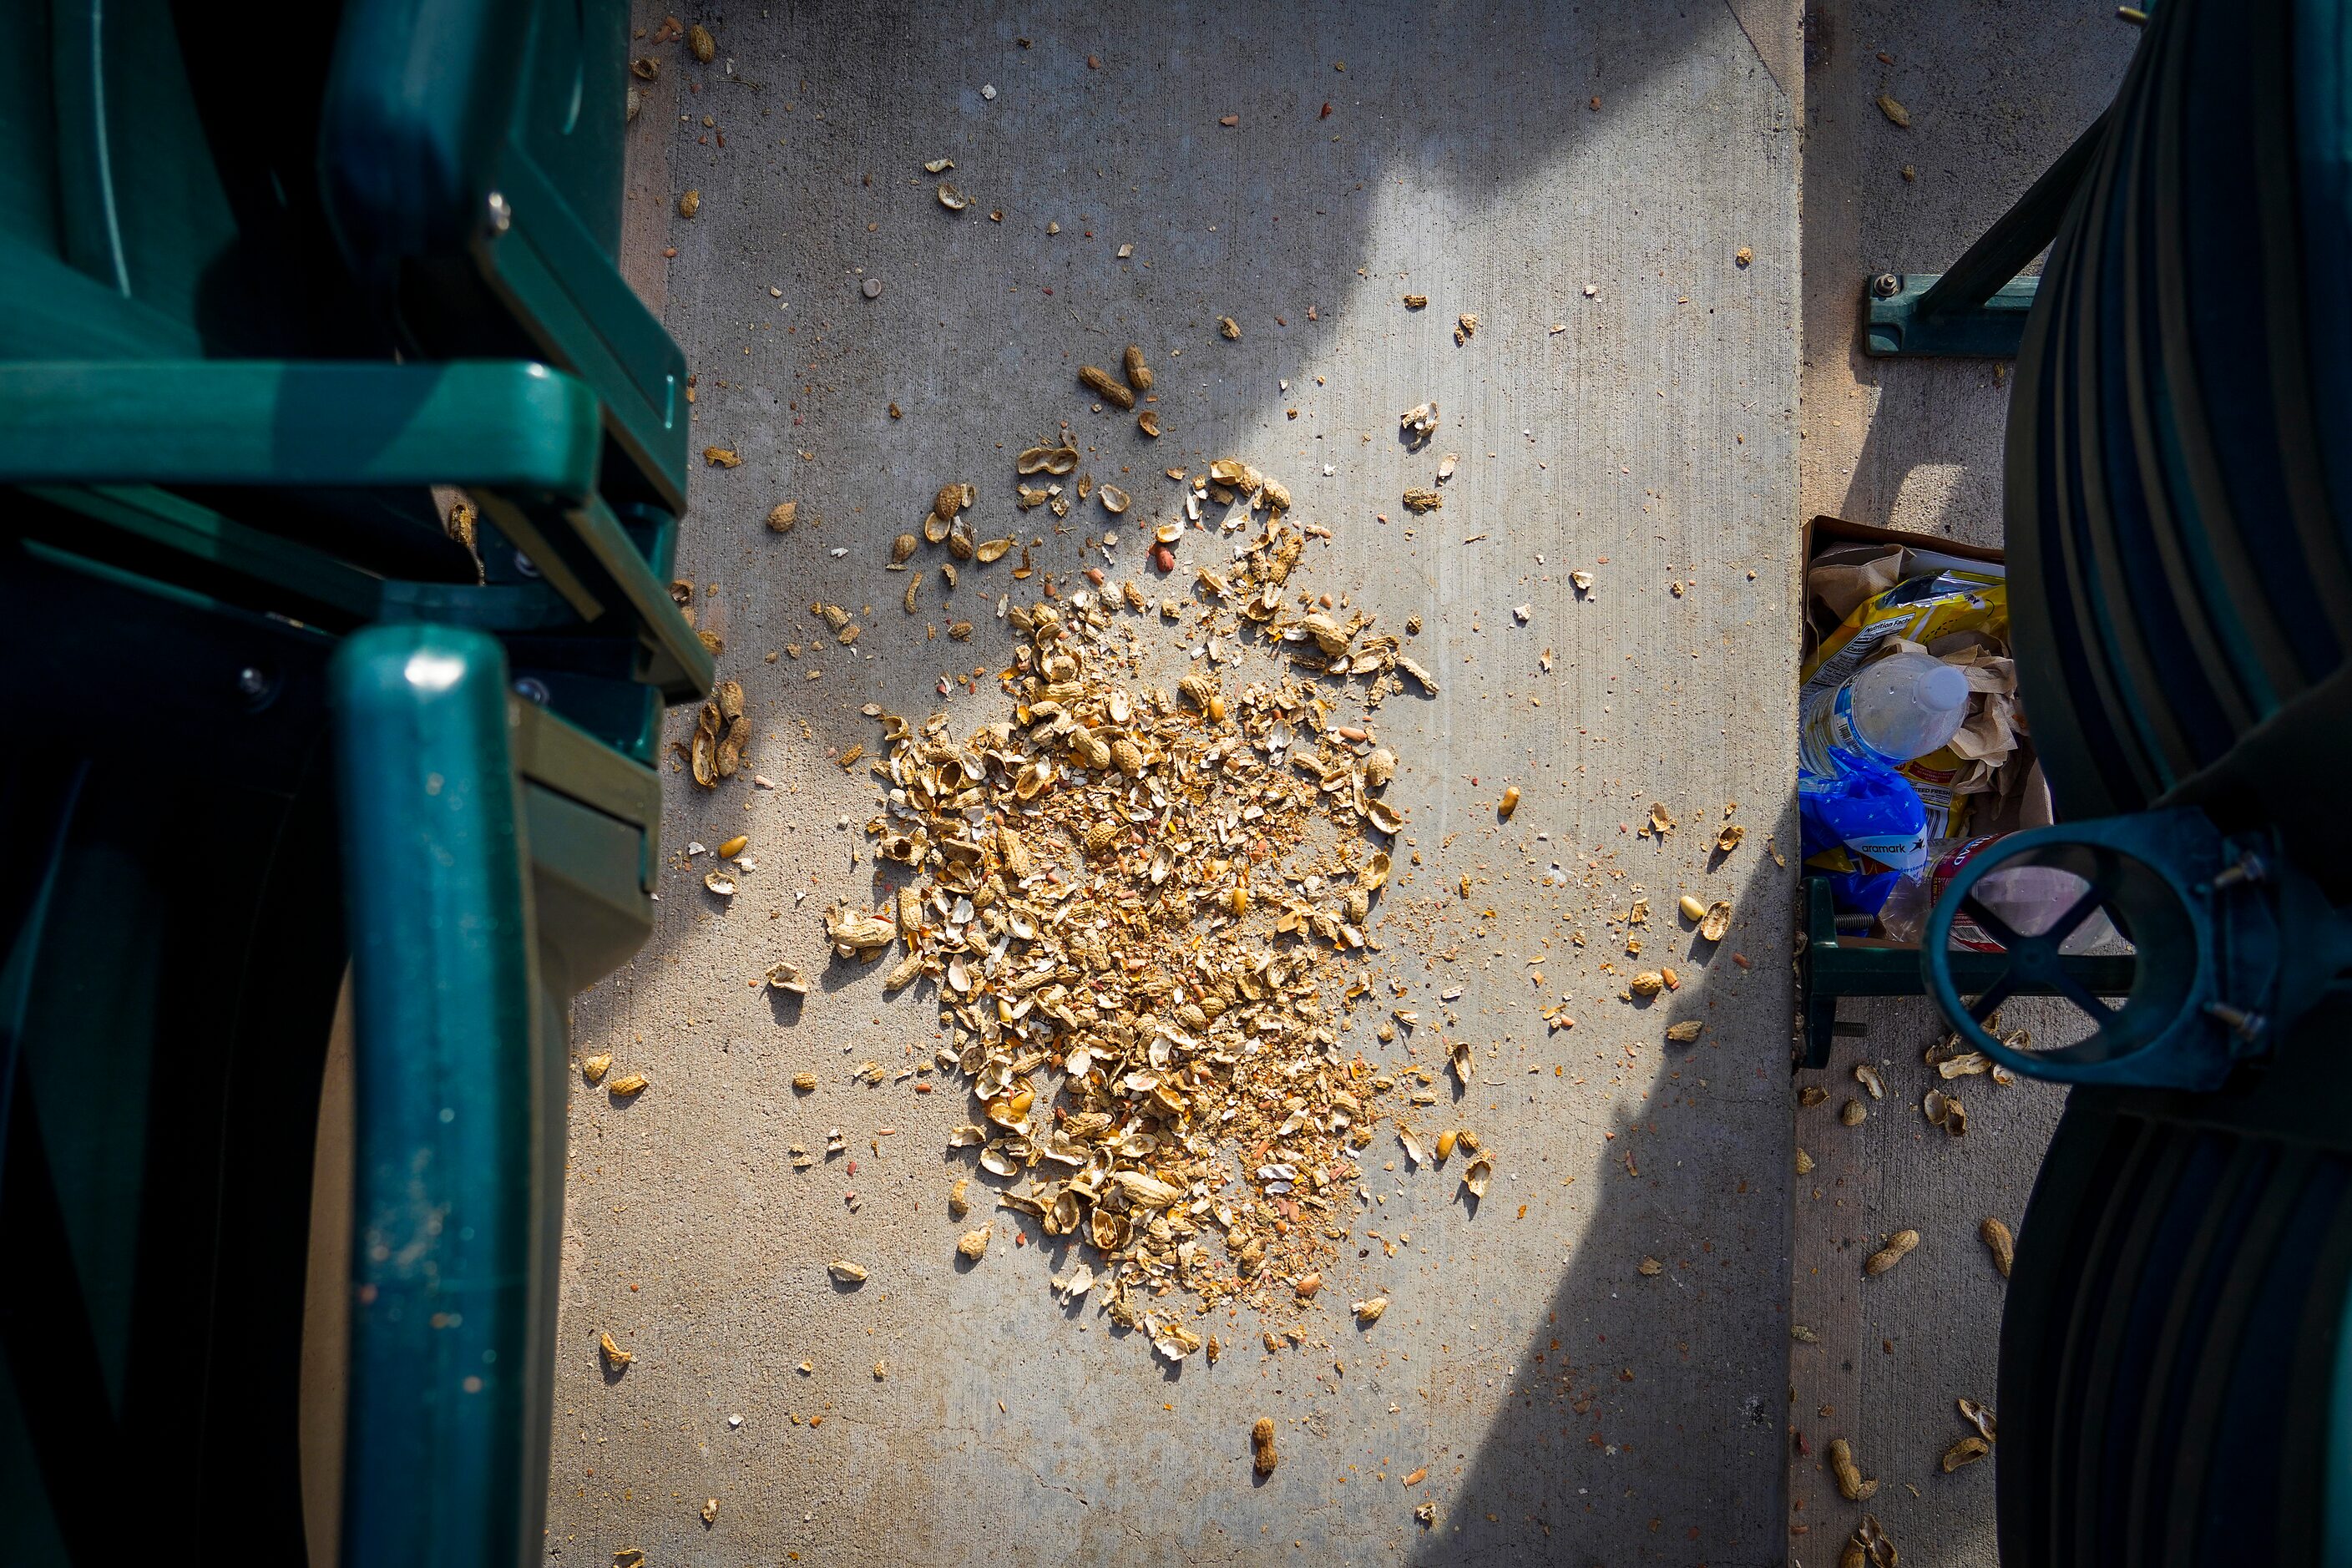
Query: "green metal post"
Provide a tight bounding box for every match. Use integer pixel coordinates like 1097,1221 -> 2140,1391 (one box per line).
1862,110 -> 2112,357
331,624 -> 545,1568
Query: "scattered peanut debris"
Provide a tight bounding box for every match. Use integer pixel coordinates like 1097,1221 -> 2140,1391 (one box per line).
581,1053 -> 612,1084
826,472 -> 1469,1355
679,188 -> 700,219
766,501 -> 798,533
1352,1295 -> 1388,1324
957,1227 -> 991,1260
1877,93 -> 1911,128
1854,1063 -> 1884,1099
1839,1099 -> 1866,1127
1401,488 -> 1442,512
1078,364 -> 1135,409
1828,1436 -> 1878,1501
1942,1435 -> 1990,1471
1402,293 -> 1428,309
687,23 -> 715,62
1252,1417 -> 1278,1475
1850,1514 -> 1899,1568
1980,1216 -> 2015,1278
1922,1087 -> 1965,1135
1958,1397 -> 1997,1442
688,680 -> 750,788
607,1073 -> 649,1098
1453,312 -> 1478,345
1636,1256 -> 1662,1277
1217,316 -> 1242,339
828,1260 -> 868,1284
1864,1230 -> 1920,1275
702,447 -> 741,468
599,1332 -> 633,1371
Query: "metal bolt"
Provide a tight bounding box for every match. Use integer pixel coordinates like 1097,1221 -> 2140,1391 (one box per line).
484,190 -> 513,238
1871,273 -> 1902,300
2116,6 -> 2148,23
235,665 -> 270,700
512,549 -> 540,579
513,676 -> 553,706
2209,852 -> 2268,892
2203,1000 -> 2267,1043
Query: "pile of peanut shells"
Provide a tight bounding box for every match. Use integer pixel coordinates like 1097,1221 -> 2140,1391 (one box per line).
817,468 -> 1484,1358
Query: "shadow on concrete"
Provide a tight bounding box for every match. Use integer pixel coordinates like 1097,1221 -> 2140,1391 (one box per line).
1399,832 -> 1799,1564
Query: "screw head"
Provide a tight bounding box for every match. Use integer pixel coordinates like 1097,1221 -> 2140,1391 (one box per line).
235,665 -> 270,700
513,676 -> 553,706
511,549 -> 540,579
484,190 -> 513,238
1872,272 -> 1902,299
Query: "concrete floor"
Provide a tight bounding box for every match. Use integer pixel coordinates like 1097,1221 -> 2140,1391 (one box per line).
553,2 -> 1801,1563
1788,4 -> 2135,1564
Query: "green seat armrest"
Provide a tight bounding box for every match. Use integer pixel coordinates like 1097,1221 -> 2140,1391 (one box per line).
0,361 -> 713,701
0,361 -> 599,494
329,624 -> 549,1568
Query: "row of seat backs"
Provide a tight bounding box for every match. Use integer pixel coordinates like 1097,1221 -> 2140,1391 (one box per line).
0,0 -> 687,561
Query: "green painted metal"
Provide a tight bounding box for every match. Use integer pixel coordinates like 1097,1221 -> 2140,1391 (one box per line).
0,364 -> 715,703
1914,0 -> 2352,1552
0,529 -> 348,1557
0,518 -> 670,1558
511,701 -> 665,898
0,0 -> 695,1551
468,488 -> 712,701
1796,877 -> 2135,1069
330,624 -> 549,1568
1863,273 -> 2041,357
0,0 -> 703,1553
1921,810 -> 2352,1089
0,362 -> 600,495
320,0 -> 689,512
1862,109 -> 2111,358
